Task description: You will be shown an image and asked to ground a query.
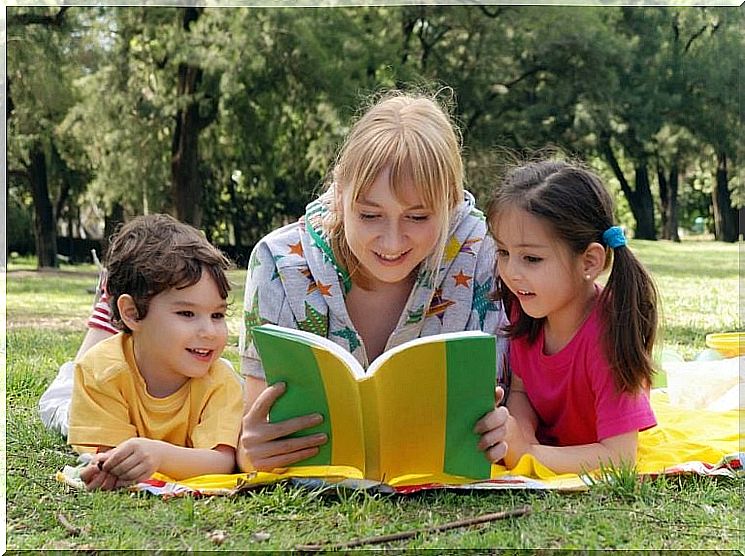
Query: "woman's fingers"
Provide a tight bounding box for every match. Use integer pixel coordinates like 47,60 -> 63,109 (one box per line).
244,382 -> 287,425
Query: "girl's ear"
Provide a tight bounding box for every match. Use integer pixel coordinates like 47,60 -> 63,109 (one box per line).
582,242 -> 607,281
117,294 -> 141,331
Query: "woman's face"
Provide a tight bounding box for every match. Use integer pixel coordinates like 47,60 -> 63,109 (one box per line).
341,167 -> 442,289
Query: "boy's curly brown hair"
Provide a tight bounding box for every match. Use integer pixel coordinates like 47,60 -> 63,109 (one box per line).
105,214 -> 232,333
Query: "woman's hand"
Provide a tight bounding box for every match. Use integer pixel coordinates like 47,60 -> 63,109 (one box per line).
239,381 -> 328,472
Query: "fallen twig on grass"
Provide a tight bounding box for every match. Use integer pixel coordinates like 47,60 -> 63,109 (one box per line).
295,504 -> 532,551
56,513 -> 82,537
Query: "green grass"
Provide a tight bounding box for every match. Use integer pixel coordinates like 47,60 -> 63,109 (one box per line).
6,240 -> 743,550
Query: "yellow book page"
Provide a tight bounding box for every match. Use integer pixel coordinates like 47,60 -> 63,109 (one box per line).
314,349 -> 366,472
359,342 -> 447,482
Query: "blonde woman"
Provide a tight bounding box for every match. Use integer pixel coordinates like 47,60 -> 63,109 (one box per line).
239,92 -> 511,473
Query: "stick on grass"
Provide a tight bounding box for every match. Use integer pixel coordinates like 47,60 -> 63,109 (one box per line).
296,504 -> 532,551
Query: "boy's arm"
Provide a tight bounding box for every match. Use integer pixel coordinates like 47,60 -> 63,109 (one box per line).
101,438 -> 236,483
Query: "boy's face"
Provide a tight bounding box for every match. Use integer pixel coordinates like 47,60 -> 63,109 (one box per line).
127,271 -> 229,397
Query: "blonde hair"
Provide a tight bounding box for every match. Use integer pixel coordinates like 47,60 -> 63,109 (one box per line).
320,91 -> 464,288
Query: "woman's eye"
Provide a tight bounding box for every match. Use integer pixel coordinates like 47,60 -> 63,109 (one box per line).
407,214 -> 430,222
358,213 -> 380,220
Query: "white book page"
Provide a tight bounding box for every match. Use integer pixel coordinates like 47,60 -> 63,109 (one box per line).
367,330 -> 491,376
258,324 -> 365,379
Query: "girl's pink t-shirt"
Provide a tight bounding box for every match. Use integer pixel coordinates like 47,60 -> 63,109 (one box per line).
510,304 -> 656,446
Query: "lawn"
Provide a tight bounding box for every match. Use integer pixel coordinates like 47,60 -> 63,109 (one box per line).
5,240 -> 742,551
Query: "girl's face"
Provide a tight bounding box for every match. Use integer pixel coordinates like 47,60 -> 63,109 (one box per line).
341,167 -> 442,289
493,207 -> 591,333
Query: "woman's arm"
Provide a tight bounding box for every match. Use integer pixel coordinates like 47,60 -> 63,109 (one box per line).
236,376 -> 328,473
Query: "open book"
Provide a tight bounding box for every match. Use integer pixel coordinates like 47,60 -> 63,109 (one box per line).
252,324 -> 497,482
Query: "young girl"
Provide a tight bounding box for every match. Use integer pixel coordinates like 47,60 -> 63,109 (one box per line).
238,91 -> 511,472
486,160 -> 658,474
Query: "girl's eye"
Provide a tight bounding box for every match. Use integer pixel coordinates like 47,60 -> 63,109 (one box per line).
212,313 -> 226,320
177,311 -> 195,317
496,249 -> 509,258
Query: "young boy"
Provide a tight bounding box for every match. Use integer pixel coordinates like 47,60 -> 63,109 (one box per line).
67,214 -> 243,490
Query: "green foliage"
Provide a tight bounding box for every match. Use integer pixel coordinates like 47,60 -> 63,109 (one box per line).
7,6 -> 745,249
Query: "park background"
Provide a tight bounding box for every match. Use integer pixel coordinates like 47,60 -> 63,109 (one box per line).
5,4 -> 743,551
7,4 -> 743,267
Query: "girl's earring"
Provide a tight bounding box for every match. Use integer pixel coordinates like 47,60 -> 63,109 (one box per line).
584,274 -> 592,281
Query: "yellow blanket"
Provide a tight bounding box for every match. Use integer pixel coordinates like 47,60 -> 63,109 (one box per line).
57,391 -> 742,496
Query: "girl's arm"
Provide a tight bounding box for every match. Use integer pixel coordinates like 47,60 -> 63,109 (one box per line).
502,382 -> 540,468
237,376 -> 328,473
525,431 -> 639,475
505,376 -> 639,473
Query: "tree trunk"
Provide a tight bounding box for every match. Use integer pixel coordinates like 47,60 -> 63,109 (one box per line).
712,152 -> 738,242
658,165 -> 680,242
103,201 -> 125,254
170,7 -> 211,227
226,175 -> 244,248
630,166 -> 657,240
600,137 -> 657,240
28,143 -> 58,268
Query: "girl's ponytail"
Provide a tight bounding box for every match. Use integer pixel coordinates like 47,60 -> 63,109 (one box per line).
600,244 -> 658,393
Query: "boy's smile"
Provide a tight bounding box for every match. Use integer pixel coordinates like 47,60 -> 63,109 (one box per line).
124,271 -> 229,398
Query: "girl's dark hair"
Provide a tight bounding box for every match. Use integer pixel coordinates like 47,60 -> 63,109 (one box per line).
105,214 -> 232,333
487,160 -> 658,393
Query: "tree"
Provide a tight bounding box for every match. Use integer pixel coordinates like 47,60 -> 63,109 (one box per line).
7,7 -> 79,267
683,8 -> 743,242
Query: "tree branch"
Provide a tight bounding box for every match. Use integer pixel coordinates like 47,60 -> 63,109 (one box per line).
296,505 -> 532,551
684,24 -> 709,53
8,7 -> 69,28
478,5 -> 504,18
599,133 -> 635,202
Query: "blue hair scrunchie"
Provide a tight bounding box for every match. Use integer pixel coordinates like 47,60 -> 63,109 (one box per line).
602,226 -> 626,249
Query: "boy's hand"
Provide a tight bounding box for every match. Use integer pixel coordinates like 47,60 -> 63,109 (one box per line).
474,386 -> 510,464
80,452 -> 120,491
240,382 -> 327,472
101,437 -> 162,484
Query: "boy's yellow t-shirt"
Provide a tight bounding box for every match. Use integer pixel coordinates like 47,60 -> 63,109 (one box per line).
68,333 -> 243,453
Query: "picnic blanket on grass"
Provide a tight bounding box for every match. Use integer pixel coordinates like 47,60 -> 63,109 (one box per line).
57,391 -> 743,497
